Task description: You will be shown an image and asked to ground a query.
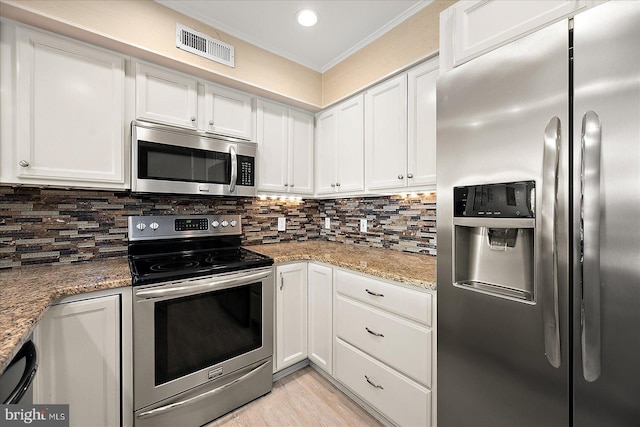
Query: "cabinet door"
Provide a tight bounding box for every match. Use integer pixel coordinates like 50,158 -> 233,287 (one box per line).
135,61 -> 198,129
336,94 -> 365,193
14,28 -> 126,188
33,295 -> 120,427
308,263 -> 333,374
365,76 -> 407,191
315,108 -> 338,195
441,0 -> 588,71
257,99 -> 288,192
205,83 -> 253,140
288,109 -> 314,195
275,263 -> 308,371
407,58 -> 438,188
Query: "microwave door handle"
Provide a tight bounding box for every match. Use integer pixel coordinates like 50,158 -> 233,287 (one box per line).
581,110 -> 602,382
229,145 -> 237,193
540,116 -> 561,368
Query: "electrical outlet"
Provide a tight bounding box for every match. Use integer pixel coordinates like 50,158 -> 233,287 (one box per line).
277,217 -> 286,231
325,217 -> 331,229
360,218 -> 367,233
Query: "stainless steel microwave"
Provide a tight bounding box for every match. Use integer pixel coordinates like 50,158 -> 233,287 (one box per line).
131,121 -> 256,197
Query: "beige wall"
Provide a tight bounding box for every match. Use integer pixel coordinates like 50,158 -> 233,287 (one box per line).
0,0 -> 323,110
0,0 -> 455,110
322,0 -> 456,107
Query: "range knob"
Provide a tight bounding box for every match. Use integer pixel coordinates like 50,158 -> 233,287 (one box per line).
136,222 -> 146,231
149,222 -> 159,231
211,220 -> 220,228
230,220 -> 237,227
221,220 -> 229,227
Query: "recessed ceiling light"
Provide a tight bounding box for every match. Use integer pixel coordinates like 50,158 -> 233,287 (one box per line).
296,9 -> 318,27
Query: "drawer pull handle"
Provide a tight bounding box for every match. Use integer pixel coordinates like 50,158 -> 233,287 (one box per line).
365,327 -> 384,338
365,289 -> 384,297
365,375 -> 384,390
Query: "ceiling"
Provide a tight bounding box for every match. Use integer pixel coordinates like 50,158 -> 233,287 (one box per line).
156,0 -> 427,73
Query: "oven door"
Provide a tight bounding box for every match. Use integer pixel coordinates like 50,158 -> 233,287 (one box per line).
133,267 -> 273,411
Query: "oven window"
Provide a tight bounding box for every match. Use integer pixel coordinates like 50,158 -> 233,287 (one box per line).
138,141 -> 230,184
154,282 -> 262,385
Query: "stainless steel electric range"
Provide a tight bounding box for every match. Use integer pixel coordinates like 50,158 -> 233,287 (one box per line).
127,214 -> 274,427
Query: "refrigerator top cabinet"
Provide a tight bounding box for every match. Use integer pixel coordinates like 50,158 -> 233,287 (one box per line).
437,2 -> 640,426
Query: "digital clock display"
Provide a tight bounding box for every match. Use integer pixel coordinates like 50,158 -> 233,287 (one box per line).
175,218 -> 209,231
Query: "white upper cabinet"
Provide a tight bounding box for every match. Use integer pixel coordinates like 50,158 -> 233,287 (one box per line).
440,0 -> 597,72
365,74 -> 408,191
407,58 -> 438,188
135,61 -> 198,129
365,57 -> 438,193
205,83 -> 254,140
315,94 -> 365,196
257,99 -> 314,195
135,61 -> 254,140
2,25 -> 127,189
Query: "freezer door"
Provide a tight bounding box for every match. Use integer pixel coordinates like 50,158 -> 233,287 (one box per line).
436,19 -> 571,427
573,3 -> 640,426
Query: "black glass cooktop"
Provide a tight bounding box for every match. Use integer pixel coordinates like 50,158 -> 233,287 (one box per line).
128,246 -> 273,286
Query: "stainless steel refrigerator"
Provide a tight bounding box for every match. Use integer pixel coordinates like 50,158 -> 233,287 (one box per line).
436,2 -> 639,426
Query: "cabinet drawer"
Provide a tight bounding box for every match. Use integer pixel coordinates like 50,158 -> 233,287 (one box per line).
336,338 -> 430,427
336,295 -> 431,386
335,269 -> 432,325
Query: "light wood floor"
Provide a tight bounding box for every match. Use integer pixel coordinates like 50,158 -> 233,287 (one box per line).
206,366 -> 383,426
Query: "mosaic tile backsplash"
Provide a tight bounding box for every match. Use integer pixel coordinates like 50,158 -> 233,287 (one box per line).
0,186 -> 436,269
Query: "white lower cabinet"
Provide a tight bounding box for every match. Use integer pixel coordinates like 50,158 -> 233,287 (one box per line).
308,263 -> 333,374
336,295 -> 431,387
275,263 -> 308,372
336,339 -> 431,427
273,262 -> 436,426
33,293 -> 122,427
334,268 -> 435,426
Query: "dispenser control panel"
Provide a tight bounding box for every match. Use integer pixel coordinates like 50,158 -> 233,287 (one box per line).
454,181 -> 535,218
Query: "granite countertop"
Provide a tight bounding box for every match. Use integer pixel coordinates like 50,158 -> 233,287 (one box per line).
251,241 -> 437,291
0,258 -> 131,374
0,241 -> 436,374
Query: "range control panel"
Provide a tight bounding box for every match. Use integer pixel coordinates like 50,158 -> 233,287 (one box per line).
454,181 -> 535,218
128,214 -> 241,241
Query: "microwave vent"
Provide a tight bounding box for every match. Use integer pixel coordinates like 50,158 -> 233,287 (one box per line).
176,24 -> 235,68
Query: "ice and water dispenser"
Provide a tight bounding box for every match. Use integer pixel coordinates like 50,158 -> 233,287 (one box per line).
453,181 -> 536,302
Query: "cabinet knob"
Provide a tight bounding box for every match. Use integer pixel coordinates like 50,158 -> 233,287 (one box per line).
19,160 -> 29,167
190,116 -> 196,122
331,183 -> 336,188
398,174 -> 404,180
209,120 -> 214,126
284,183 -> 289,187
336,182 -> 341,187
290,183 -> 294,188
407,173 -> 414,179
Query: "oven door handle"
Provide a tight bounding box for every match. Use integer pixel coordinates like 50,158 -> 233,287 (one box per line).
136,360 -> 270,420
135,270 -> 272,300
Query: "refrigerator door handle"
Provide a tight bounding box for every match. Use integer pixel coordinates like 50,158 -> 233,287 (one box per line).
581,110 -> 602,382
540,116 -> 562,368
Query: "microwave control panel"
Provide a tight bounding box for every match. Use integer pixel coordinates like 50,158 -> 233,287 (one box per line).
237,155 -> 255,186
